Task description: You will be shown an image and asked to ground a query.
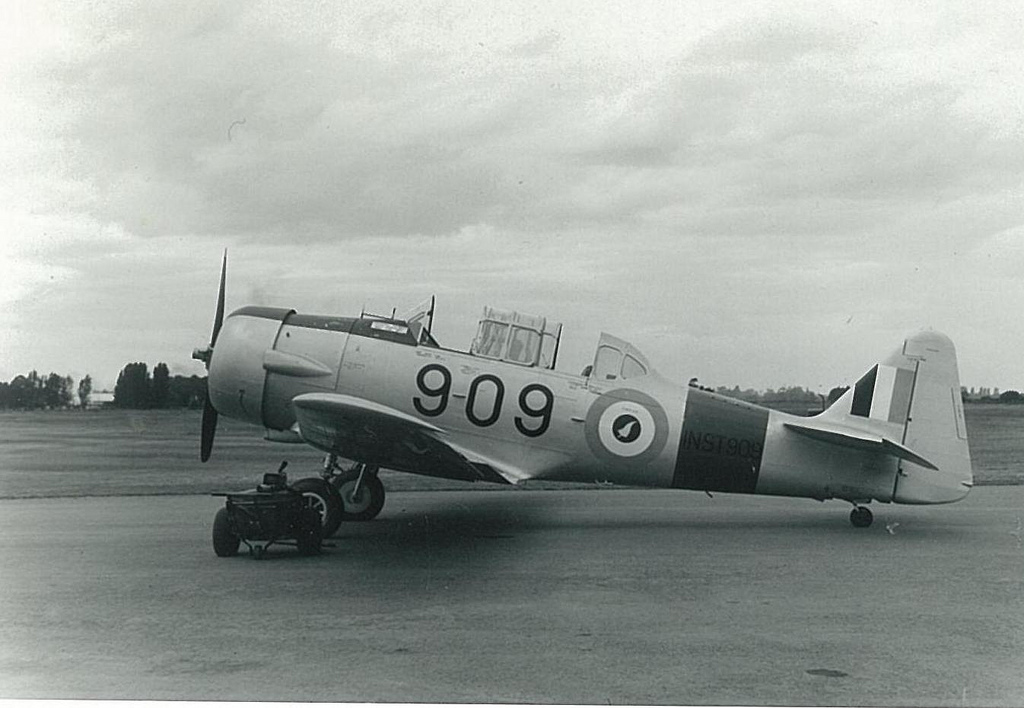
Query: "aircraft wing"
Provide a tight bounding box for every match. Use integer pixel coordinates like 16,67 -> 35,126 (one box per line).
783,421 -> 938,470
290,393 -> 517,484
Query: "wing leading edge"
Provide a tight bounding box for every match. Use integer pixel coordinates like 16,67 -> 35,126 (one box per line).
290,392 -> 520,484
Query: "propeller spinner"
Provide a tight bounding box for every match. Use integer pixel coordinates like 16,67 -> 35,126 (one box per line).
192,251 -> 227,462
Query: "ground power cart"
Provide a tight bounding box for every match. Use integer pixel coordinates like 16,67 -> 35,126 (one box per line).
211,462 -> 323,558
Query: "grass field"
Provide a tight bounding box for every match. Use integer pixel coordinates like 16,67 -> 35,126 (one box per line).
0,404 -> 1020,498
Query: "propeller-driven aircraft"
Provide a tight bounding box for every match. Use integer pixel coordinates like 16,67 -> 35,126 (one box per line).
193,254 -> 973,538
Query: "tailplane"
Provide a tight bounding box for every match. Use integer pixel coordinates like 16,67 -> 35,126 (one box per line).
811,330 -> 973,503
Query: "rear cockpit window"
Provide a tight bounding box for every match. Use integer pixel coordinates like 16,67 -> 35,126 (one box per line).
622,355 -> 647,380
587,332 -> 654,382
594,345 -> 621,380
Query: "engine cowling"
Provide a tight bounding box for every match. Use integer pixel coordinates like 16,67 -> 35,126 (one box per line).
207,307 -> 293,427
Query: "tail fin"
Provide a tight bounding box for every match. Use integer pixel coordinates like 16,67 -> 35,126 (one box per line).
816,330 -> 973,503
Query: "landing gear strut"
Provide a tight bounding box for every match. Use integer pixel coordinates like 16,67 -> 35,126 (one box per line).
849,505 -> 873,528
321,455 -> 386,522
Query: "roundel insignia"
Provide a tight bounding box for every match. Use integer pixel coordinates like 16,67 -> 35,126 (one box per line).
585,389 -> 669,466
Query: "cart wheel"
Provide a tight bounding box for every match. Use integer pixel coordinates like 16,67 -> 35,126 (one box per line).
296,508 -> 323,556
212,507 -> 240,558
292,478 -> 343,538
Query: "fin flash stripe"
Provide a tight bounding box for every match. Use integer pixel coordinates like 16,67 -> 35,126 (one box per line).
851,364 -> 914,424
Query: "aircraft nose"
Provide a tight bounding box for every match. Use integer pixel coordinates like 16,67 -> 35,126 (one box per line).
208,307 -> 293,427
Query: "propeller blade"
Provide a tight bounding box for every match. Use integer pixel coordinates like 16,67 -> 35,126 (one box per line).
211,250 -> 227,347
200,249 -> 227,462
200,393 -> 218,462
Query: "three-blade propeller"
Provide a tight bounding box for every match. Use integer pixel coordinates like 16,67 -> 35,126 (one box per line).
194,251 -> 227,462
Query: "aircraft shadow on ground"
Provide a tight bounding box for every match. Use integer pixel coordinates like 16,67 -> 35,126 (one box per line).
225,494 -> 547,564
274,493 -> 969,568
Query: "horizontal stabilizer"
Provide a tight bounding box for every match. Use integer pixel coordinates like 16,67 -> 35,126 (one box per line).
783,421 -> 938,471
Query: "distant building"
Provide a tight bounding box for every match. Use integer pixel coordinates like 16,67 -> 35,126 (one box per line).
87,390 -> 115,409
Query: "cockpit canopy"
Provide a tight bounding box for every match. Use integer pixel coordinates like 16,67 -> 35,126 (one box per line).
470,307 -> 562,369
396,297 -> 650,380
589,332 -> 652,381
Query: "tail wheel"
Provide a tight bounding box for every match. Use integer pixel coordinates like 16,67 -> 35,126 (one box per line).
292,478 -> 343,538
850,505 -> 873,528
212,507 -> 240,557
331,466 -> 386,521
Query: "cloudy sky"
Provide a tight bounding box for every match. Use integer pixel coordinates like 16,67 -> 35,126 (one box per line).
2,0 -> 1022,393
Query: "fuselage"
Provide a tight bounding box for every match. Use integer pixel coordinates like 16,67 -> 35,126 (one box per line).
208,306 -> 967,506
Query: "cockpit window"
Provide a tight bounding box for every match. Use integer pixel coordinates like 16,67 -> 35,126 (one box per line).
621,354 -> 647,380
507,327 -> 540,365
594,345 -> 621,380
476,320 -> 509,359
470,306 -> 562,369
539,332 -> 558,369
588,332 -> 654,382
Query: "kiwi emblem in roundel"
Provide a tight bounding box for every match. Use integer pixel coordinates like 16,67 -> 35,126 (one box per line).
612,414 -> 642,443
585,389 -> 669,466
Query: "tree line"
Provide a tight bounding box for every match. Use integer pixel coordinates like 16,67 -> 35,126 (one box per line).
3,362 -> 1020,412
713,384 -> 1024,412
0,371 -> 92,410
113,363 -> 206,409
0,363 -> 206,410
963,388 -> 1023,404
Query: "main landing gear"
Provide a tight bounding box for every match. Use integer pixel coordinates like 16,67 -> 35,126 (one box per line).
321,455 -> 386,522
849,505 -> 873,528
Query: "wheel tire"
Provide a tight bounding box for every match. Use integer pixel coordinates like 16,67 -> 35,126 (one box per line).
296,509 -> 323,556
212,507 -> 240,557
850,506 -> 873,528
292,477 -> 343,538
331,467 -> 386,522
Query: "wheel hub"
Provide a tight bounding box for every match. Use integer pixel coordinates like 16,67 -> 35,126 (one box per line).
339,480 -> 372,512
302,492 -> 329,523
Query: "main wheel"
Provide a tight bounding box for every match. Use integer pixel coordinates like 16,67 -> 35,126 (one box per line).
292,478 -> 343,538
295,508 -> 323,556
331,466 -> 386,521
850,505 -> 873,528
212,507 -> 240,557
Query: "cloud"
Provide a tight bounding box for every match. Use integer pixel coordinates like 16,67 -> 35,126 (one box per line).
17,3 -> 590,241
3,1 -> 1023,390
14,2 -> 1022,258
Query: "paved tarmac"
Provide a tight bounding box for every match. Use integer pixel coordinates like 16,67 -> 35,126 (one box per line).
0,486 -> 1022,705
